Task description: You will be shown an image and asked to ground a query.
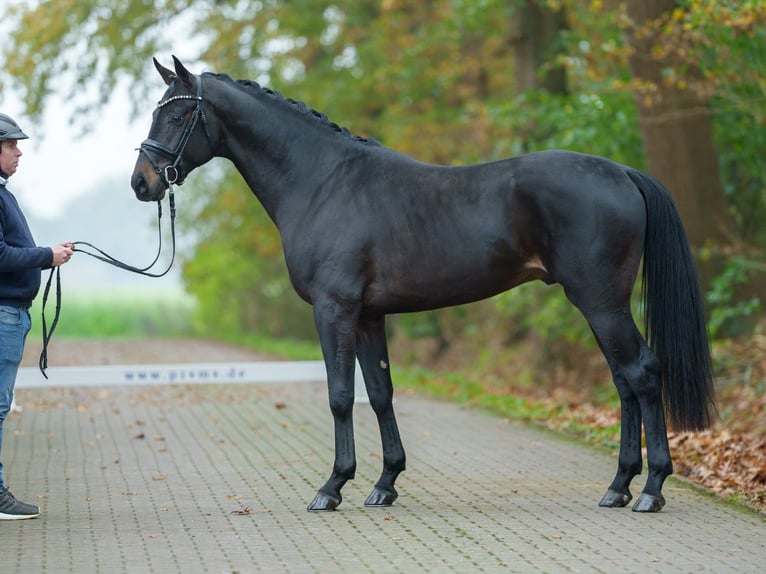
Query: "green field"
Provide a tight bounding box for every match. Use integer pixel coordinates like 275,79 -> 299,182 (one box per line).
27,286 -> 324,360
28,286 -> 197,339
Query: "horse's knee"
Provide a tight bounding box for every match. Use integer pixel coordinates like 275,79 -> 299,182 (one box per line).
328,389 -> 354,417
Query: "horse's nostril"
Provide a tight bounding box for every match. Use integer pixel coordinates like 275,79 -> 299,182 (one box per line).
132,174 -> 149,199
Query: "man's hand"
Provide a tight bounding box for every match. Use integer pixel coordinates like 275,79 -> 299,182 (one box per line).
50,242 -> 74,267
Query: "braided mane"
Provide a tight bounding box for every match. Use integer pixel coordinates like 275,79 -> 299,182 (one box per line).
205,72 -> 380,146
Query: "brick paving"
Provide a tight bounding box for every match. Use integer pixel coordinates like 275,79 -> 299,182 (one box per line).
2,380 -> 765,573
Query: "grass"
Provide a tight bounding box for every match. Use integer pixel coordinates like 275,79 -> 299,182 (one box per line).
392,365 -> 622,449
215,332 -> 322,361
28,287 -> 323,359
29,286 -> 197,339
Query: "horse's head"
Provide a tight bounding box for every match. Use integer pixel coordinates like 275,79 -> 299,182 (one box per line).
131,56 -> 215,201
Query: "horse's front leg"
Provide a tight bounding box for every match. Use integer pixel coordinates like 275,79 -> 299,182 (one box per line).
356,316 -> 405,507
307,297 -> 360,512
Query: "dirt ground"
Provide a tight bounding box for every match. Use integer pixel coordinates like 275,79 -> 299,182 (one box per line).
20,338 -> 272,368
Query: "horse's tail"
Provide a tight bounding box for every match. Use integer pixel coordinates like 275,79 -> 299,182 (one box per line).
626,168 -> 717,432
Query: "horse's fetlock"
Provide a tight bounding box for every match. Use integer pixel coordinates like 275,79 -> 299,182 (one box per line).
335,465 -> 356,481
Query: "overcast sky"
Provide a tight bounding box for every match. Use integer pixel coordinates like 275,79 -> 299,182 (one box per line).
3,91 -> 149,218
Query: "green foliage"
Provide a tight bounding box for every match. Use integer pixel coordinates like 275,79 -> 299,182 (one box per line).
706,257 -> 763,338
179,164 -> 317,340
0,0 -> 193,121
488,89 -> 644,163
495,284 -> 595,350
677,0 -> 766,120
395,310 -> 447,340
672,1 -> 766,246
714,109 -> 766,246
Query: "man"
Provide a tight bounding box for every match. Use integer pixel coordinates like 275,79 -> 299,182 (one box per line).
0,112 -> 73,520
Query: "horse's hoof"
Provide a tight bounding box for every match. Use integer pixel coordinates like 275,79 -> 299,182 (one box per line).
632,493 -> 665,513
599,488 -> 632,508
364,487 -> 398,507
307,491 -> 341,512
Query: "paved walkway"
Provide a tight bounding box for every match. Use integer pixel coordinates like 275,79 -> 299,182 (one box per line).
2,380 -> 765,573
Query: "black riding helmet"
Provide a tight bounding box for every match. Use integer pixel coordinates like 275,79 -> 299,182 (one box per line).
0,113 -> 29,141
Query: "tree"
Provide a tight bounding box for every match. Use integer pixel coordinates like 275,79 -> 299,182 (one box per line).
623,0 -> 734,284
509,0 -> 568,94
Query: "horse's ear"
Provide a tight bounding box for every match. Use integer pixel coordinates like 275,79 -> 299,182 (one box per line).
154,57 -> 176,86
172,55 -> 196,91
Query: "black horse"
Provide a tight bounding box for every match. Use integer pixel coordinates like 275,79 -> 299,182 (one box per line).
131,57 -> 716,513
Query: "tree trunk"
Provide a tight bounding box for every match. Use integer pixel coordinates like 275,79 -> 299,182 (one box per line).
509,1 -> 568,94
624,0 -> 734,286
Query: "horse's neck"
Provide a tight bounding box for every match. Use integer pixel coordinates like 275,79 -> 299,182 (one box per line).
219,96 -> 351,226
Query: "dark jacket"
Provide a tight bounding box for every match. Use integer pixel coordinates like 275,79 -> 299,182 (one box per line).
0,179 -> 52,308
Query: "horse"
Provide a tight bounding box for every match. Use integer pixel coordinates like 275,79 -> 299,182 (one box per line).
131,56 -> 716,514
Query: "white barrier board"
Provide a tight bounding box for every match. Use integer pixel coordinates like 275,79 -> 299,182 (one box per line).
16,360 -> 369,402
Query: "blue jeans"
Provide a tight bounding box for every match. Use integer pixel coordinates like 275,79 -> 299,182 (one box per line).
0,305 -> 31,489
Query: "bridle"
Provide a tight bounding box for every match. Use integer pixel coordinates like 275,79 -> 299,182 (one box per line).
39,77 -> 213,378
138,75 -> 212,188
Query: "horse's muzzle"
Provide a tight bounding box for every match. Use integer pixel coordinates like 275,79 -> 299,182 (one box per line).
131,170 -> 166,202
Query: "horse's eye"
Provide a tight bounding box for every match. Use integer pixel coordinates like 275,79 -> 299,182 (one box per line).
168,113 -> 184,125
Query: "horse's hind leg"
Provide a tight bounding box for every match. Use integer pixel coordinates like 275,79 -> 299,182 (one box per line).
599,359 -> 643,508
356,316 -> 406,507
569,298 -> 672,512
